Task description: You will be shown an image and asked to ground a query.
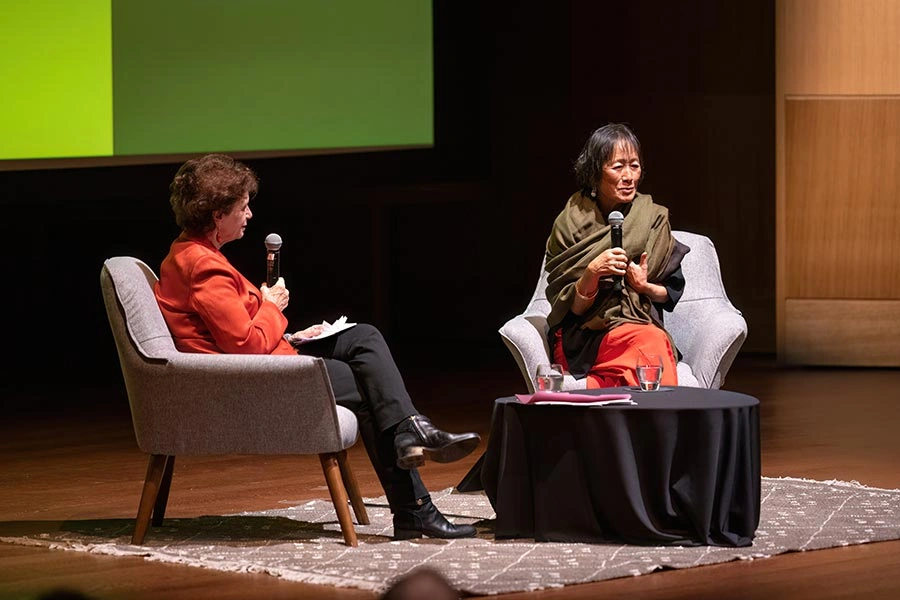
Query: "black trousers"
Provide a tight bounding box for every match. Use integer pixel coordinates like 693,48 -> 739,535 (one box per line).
295,323 -> 427,509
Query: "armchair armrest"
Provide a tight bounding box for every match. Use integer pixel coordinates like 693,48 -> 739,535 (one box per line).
667,299 -> 747,389
499,315 -> 587,393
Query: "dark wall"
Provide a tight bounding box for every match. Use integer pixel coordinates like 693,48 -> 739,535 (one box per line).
481,1 -> 775,352
0,2 -> 774,402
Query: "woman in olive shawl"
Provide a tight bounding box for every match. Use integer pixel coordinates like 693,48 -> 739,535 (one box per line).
545,123 -> 689,388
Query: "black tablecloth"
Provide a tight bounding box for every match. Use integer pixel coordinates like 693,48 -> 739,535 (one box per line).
459,387 -> 760,546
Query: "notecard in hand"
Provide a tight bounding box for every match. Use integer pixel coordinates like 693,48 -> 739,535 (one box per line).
516,391 -> 636,406
288,315 -> 357,345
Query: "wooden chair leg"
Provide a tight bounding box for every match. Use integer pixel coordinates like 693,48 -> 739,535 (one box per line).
319,453 -> 358,547
337,449 -> 369,525
132,454 -> 168,545
151,455 -> 175,526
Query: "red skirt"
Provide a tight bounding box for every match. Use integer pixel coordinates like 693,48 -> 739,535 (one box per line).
552,322 -> 679,388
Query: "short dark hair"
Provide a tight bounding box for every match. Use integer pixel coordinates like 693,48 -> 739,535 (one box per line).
169,154 -> 259,235
573,123 -> 643,196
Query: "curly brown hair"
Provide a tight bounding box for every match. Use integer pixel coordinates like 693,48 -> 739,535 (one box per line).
169,154 -> 259,235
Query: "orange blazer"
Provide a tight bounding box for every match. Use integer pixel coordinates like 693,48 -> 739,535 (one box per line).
154,233 -> 296,355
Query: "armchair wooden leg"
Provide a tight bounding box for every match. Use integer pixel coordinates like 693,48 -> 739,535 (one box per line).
337,449 -> 369,525
151,455 -> 175,526
132,454 -> 168,545
319,453 -> 358,547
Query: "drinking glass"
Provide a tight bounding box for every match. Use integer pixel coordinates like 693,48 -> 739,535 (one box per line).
535,364 -> 564,392
636,354 -> 664,391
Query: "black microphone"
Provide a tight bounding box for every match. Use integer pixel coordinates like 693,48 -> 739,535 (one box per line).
265,233 -> 282,287
608,211 -> 624,291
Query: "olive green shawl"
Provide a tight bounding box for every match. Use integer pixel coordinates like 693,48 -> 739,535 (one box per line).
545,192 -> 679,333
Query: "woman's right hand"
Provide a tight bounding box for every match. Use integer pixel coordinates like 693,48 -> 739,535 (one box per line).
572,248 -> 629,314
261,277 -> 290,311
290,323 -> 326,340
587,248 -> 629,279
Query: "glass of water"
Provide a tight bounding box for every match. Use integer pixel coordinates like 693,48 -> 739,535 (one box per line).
636,354 -> 664,391
535,364 -> 565,392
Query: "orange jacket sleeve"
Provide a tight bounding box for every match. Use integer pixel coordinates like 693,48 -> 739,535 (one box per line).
155,236 -> 295,355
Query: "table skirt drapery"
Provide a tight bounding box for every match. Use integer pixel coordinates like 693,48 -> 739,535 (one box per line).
476,388 -> 760,546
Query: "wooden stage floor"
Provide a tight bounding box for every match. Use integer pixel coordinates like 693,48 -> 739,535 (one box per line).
2,354 -> 899,599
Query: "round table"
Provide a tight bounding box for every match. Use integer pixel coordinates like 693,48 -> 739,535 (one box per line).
464,386 -> 760,546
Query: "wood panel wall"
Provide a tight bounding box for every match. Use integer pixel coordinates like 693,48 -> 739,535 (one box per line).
776,0 -> 900,365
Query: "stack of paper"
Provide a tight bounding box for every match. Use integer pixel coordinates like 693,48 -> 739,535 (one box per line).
515,391 -> 636,406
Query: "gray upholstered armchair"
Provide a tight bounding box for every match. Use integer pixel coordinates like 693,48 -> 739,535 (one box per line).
100,256 -> 369,546
499,231 -> 747,392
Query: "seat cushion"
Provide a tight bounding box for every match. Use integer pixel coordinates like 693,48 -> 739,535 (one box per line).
335,405 -> 360,449
676,362 -> 699,387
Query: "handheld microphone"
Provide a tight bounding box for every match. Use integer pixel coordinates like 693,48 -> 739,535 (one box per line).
265,233 -> 282,287
608,211 -> 624,291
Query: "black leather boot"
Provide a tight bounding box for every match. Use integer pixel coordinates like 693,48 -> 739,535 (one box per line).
393,497 -> 477,540
394,415 -> 480,470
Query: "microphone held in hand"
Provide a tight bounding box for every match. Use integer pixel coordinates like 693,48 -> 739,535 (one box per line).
608,211 -> 624,291
265,233 -> 282,287
608,211 -> 624,248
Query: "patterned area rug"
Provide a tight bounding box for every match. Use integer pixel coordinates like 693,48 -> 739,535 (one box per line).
2,477 -> 900,596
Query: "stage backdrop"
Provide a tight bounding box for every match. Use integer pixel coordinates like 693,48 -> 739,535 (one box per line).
1,0 -> 433,166
0,2 -> 775,405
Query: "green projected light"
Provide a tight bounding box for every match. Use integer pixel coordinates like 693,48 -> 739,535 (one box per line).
112,1 -> 433,156
0,0 -> 433,166
0,1 -> 113,160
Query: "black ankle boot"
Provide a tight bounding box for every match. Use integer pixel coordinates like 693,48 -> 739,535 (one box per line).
394,415 -> 480,470
393,498 -> 477,540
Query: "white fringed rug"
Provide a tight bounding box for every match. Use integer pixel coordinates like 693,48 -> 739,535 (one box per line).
2,477 -> 900,596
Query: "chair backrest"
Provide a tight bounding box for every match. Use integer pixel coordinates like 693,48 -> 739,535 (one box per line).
664,231 -> 746,386
101,256 -> 177,361
669,231 -> 734,303
101,256 -> 358,456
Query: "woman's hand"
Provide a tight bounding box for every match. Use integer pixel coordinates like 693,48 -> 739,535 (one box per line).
625,252 -> 650,291
587,248 -> 629,279
290,323 -> 326,340
626,252 -> 668,303
571,248 -> 628,314
260,276 -> 290,311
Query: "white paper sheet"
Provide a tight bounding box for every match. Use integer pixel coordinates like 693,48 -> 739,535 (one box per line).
288,315 -> 357,345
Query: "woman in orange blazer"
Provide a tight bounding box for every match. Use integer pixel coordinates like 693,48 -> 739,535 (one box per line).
155,154 -> 479,540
